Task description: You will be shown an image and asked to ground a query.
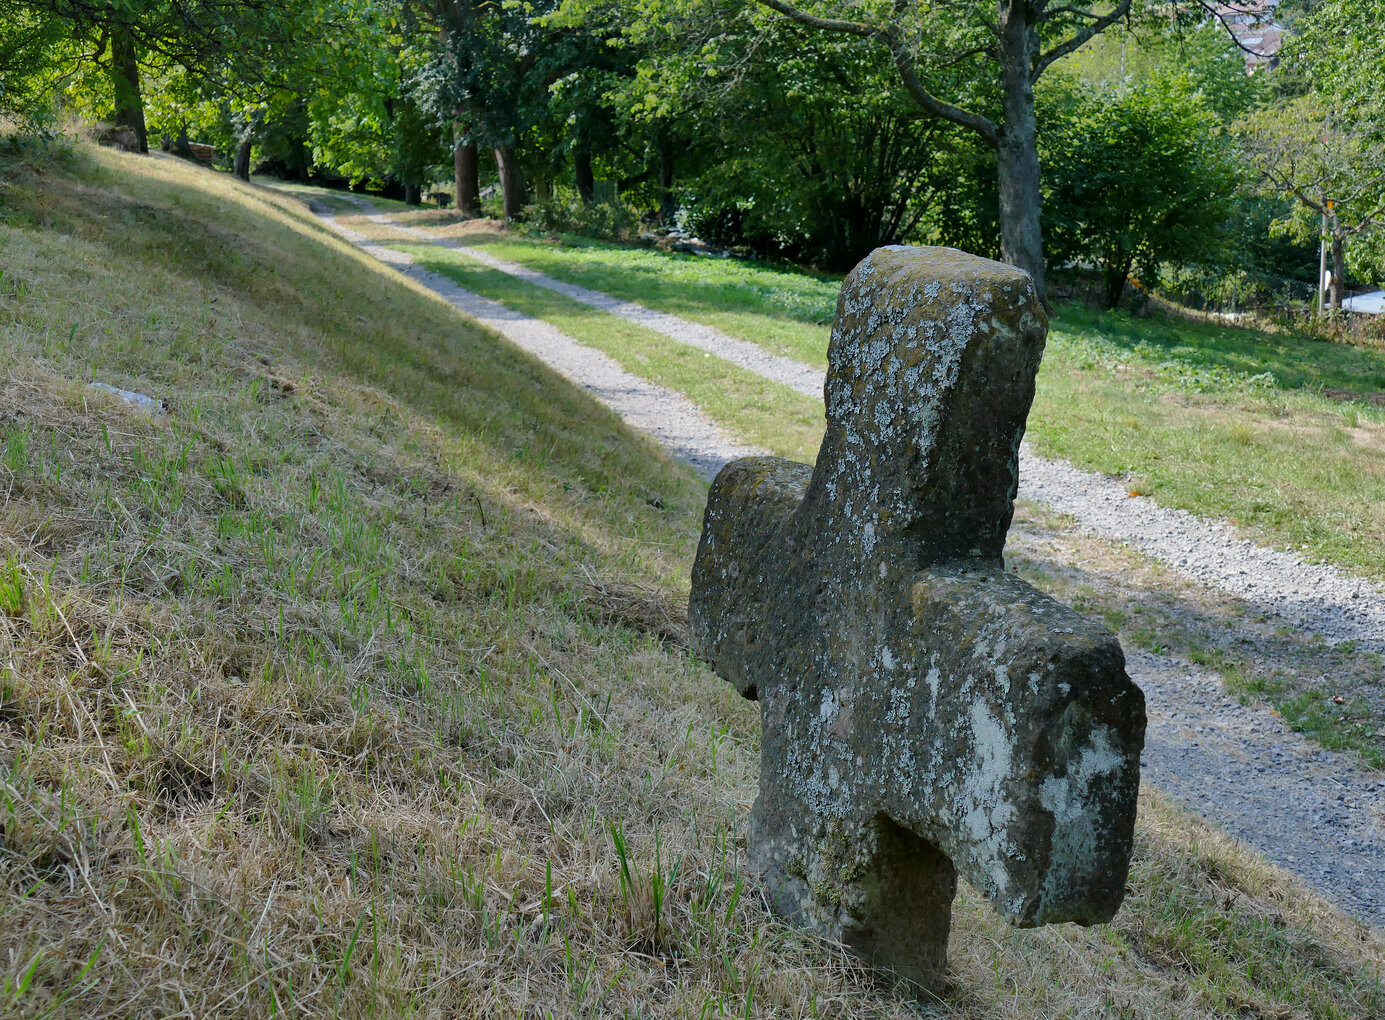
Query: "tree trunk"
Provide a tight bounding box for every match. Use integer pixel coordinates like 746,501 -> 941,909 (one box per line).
574,134 -> 594,205
1101,256 -> 1132,310
493,144 -> 525,221
404,184 -> 421,206
454,122 -> 480,216
111,28 -> 148,154
234,137 -> 253,181
1330,223 -> 1345,312
285,134 -> 310,182
996,2 -> 1045,302
657,136 -> 677,224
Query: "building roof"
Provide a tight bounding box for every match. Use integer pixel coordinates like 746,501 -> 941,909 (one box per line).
1210,1 -> 1284,70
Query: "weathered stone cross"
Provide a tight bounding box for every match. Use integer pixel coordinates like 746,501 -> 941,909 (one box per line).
690,247 -> 1146,988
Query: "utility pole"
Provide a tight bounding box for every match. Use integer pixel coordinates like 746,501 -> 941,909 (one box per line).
1318,114 -> 1331,315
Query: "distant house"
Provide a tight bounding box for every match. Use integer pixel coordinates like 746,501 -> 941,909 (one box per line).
1211,0 -> 1285,73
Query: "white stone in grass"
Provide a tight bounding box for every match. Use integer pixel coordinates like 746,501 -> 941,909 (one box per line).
89,381 -> 164,416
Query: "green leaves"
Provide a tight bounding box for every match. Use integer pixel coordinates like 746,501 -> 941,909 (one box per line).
1041,70 -> 1239,306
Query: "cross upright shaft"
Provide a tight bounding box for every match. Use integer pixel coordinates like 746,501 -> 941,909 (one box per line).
690,246 -> 1146,988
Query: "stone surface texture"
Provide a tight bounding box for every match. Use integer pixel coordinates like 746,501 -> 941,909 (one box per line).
690,246 -> 1147,986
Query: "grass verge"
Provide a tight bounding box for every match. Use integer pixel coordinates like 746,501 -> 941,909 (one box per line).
0,143 -> 1381,1017
299,194 -> 825,463
299,187 -> 837,368
396,242 -> 825,464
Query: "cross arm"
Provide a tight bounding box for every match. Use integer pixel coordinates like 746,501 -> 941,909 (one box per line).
689,457 -> 816,701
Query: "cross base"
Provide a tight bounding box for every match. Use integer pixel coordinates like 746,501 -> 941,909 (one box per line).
750,786 -> 959,989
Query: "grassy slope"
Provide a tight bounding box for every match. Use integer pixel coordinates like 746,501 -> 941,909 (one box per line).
396,243 -> 825,464
1,145 -> 1382,1018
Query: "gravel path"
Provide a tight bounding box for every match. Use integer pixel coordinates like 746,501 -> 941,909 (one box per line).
1021,455 -> 1385,654
1133,647 -> 1385,923
321,196 -> 1385,924
314,204 -> 760,480
333,195 -> 1385,653
335,195 -> 827,399
350,193 -> 1385,652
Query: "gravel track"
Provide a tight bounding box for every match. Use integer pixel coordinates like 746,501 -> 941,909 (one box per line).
335,195 -> 827,399
321,196 -> 1385,924
344,191 -> 1385,654
1021,454 -> 1385,654
1133,647 -> 1385,923
315,204 -> 760,480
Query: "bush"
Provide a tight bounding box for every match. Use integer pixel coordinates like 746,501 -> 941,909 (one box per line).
517,191 -> 641,241
1041,72 -> 1239,309
1159,264 -> 1317,315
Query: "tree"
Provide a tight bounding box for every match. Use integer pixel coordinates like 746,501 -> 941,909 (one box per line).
1042,71 -> 1237,308
1237,97 -> 1385,310
744,0 -> 1141,299
410,0 -> 556,220
1,0 -> 337,153
679,19 -> 982,269
0,8 -> 68,127
1290,0 -> 1385,108
1060,18 -> 1263,125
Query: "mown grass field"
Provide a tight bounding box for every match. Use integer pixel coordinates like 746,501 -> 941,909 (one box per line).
2,144 -> 1384,1018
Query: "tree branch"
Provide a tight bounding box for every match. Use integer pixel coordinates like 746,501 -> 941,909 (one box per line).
1040,4 -> 1112,22
751,0 -> 1000,147
1032,0 -> 1132,81
752,0 -> 874,38
1346,203 -> 1385,236
1286,183 -> 1325,218
1195,0 -> 1278,60
882,24 -> 1000,146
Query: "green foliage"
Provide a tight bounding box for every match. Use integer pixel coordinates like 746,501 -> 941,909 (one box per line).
1224,194 -> 1321,284
1290,0 -> 1385,110
1059,21 -> 1265,125
1236,95 -> 1385,290
0,0 -> 1354,320
1042,72 -> 1239,307
518,191 -> 642,240
679,20 -> 992,269
0,7 -> 68,127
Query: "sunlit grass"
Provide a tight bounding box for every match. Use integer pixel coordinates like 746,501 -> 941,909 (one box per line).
398,242 -> 825,464
4,147 -> 1378,1017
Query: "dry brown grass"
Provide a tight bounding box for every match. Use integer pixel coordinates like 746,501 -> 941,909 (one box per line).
0,138 -> 1382,1018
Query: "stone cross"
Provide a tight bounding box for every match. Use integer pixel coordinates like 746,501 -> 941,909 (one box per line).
689,247 -> 1146,988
